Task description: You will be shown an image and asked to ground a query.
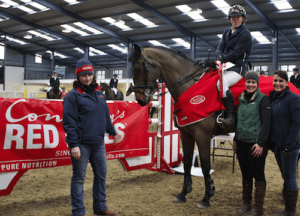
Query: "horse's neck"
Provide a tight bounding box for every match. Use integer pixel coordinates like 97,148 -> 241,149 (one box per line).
156,53 -> 198,100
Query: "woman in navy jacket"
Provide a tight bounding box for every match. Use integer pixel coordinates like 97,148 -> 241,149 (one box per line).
63,58 -> 120,216
269,70 -> 300,216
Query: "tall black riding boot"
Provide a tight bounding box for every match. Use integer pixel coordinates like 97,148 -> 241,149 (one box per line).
237,179 -> 253,214
273,189 -> 298,216
218,90 -> 235,129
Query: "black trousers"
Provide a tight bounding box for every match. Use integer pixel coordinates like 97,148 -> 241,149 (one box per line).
236,141 -> 268,182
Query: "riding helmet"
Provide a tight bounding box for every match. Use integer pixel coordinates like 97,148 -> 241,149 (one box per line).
228,5 -> 247,21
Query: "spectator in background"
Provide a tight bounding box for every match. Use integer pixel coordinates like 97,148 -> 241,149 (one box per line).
290,68 -> 300,89
260,71 -> 267,77
109,74 -> 118,95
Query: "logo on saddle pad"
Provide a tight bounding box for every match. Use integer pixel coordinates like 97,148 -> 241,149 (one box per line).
190,95 -> 205,105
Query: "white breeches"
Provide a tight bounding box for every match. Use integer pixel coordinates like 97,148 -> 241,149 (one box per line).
47,87 -> 62,92
112,87 -> 118,95
217,71 -> 243,98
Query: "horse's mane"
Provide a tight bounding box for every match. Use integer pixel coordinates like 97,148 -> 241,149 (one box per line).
129,45 -> 197,64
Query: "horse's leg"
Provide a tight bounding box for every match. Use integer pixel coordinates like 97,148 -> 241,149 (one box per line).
173,129 -> 195,203
195,133 -> 215,209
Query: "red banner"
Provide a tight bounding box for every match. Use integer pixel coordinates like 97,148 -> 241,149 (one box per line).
0,98 -> 149,173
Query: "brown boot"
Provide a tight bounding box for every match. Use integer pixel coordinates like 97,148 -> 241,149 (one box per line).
273,189 -> 298,216
237,179 -> 253,214
244,181 -> 266,216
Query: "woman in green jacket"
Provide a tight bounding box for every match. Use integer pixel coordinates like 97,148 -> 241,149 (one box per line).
233,71 -> 272,216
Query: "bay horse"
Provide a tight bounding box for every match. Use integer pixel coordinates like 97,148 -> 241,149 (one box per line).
48,82 -> 62,99
100,82 -> 124,100
129,44 -> 230,209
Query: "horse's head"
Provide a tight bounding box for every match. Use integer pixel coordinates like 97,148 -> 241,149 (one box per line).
100,82 -> 108,92
129,44 -> 160,106
126,83 -> 134,96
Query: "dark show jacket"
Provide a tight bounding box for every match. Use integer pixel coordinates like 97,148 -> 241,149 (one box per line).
109,78 -> 118,88
269,87 -> 300,150
50,77 -> 60,87
290,74 -> 300,88
216,24 -> 252,75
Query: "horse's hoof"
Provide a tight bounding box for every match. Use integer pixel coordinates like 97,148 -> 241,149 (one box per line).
196,201 -> 210,209
173,196 -> 186,203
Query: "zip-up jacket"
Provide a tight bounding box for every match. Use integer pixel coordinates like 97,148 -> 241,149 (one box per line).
234,88 -> 271,147
216,24 -> 252,75
63,85 -> 116,149
269,87 -> 300,150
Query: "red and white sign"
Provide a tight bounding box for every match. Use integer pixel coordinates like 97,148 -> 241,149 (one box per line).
0,98 -> 149,173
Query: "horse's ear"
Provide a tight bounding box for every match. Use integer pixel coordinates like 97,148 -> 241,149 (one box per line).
134,44 -> 142,55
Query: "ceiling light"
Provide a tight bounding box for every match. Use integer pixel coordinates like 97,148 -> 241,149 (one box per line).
271,0 -> 293,11
115,19 -> 125,25
127,13 -> 157,28
64,0 -> 79,5
251,31 -> 271,44
23,34 -> 32,39
148,40 -> 169,48
103,17 -> 132,31
61,24 -> 89,36
176,5 -> 206,22
211,0 -> 231,15
172,38 -> 190,49
0,3 -> 10,8
62,28 -> 71,33
18,5 -> 34,13
190,8 -> 202,13
73,22 -> 102,34
1,0 -> 18,7
90,47 -> 107,55
46,50 -> 67,58
29,2 -> 48,11
74,47 -> 84,53
108,44 -> 128,53
1,35 -> 27,45
28,30 -> 57,41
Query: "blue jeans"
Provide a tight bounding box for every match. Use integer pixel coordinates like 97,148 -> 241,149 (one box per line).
275,148 -> 300,190
70,143 -> 108,216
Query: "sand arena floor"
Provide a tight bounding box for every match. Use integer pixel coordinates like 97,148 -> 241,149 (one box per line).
0,149 -> 298,216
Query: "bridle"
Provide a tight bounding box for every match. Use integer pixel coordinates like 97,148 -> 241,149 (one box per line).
132,50 -> 160,98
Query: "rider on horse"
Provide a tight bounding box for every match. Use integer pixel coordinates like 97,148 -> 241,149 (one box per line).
109,74 -> 119,98
216,5 -> 252,128
47,72 -> 62,98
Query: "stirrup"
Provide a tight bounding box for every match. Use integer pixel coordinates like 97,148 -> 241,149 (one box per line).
216,112 -> 225,128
